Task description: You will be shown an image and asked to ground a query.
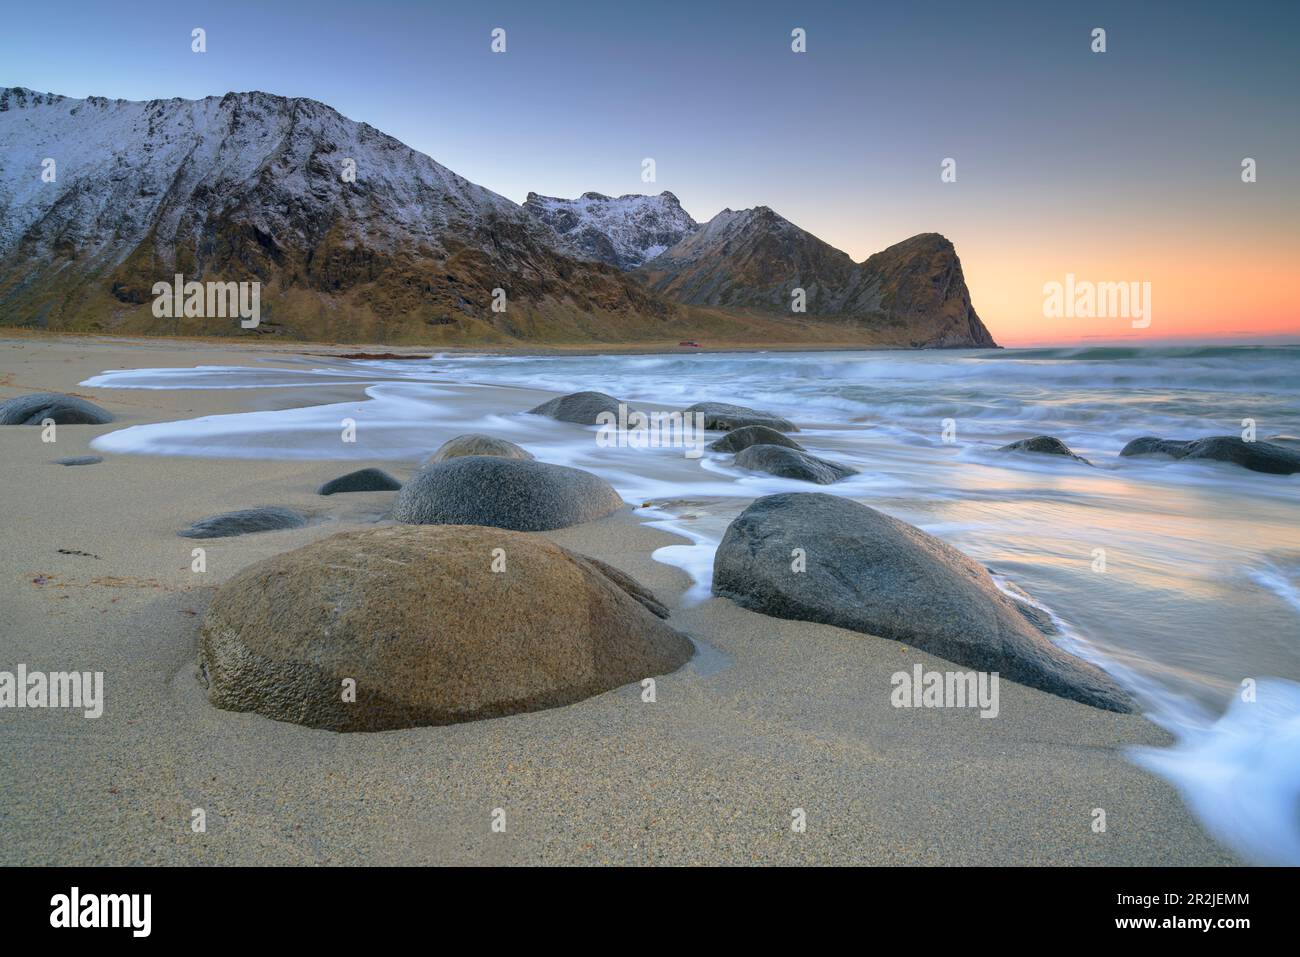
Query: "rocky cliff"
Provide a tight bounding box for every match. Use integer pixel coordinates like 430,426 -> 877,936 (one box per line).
634,208 -> 996,348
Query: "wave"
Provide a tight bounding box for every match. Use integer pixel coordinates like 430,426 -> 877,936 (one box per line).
1250,561 -> 1300,615
995,344 -> 1300,361
1132,679 -> 1300,866
79,348 -> 1300,865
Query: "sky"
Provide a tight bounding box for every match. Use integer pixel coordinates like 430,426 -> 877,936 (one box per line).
2,0 -> 1297,346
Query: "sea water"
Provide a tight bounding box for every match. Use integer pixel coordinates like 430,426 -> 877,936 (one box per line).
83,345 -> 1300,863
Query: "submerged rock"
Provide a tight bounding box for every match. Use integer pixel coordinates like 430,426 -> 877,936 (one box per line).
317,468 -> 402,495
528,391 -> 622,425
708,425 -> 805,453
178,507 -> 309,539
428,433 -> 534,462
734,444 -> 857,484
996,435 -> 1091,464
711,493 -> 1133,712
1119,437 -> 1192,458
54,455 -> 103,466
685,401 -> 798,432
1120,436 -> 1300,475
392,455 -> 623,531
199,525 -> 693,731
0,392 -> 113,425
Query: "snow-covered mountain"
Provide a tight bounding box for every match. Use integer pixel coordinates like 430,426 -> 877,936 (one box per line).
0,87 -> 668,339
0,86 -> 996,347
522,190 -> 698,269
0,87 -> 519,263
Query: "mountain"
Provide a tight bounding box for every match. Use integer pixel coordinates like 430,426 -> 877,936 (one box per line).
845,233 -> 997,348
632,206 -> 857,309
523,190 -> 698,269
634,207 -> 996,348
0,87 -> 671,342
0,86 -> 996,347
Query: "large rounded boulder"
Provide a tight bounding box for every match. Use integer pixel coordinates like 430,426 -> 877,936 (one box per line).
712,493 -> 1133,712
392,455 -> 623,531
528,391 -> 622,425
709,426 -> 805,453
1121,435 -> 1300,475
428,433 -> 534,462
734,444 -> 858,484
0,392 -> 114,425
200,525 -> 694,731
685,401 -> 798,433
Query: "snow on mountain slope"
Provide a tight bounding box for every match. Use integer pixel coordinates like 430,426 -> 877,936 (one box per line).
0,87 -> 519,264
523,190 -> 698,269
0,86 -> 993,346
0,87 -> 669,339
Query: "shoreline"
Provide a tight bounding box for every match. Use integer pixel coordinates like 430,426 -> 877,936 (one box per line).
0,328 -> 981,357
0,336 -> 1241,864
5,329 -> 1294,358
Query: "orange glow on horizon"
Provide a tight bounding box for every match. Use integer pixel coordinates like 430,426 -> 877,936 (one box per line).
954,231 -> 1298,347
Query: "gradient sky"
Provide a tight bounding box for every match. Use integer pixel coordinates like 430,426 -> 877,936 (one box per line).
3,0 -> 1297,345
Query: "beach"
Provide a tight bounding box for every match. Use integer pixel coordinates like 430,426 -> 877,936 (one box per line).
0,335 -> 1256,865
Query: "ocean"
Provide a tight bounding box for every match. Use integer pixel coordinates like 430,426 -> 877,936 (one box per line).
83,344 -> 1300,864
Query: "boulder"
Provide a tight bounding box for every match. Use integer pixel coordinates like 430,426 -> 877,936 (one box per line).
317,468 -> 402,495
734,444 -> 857,484
685,401 -> 798,432
392,455 -> 623,531
54,455 -> 103,466
1120,436 -> 1300,475
708,426 -> 805,453
711,493 -> 1133,712
0,392 -> 113,425
580,555 -> 671,620
1119,437 -> 1192,458
528,391 -> 622,425
179,507 -> 309,539
428,433 -> 534,462
199,525 -> 694,731
996,435 -> 1090,464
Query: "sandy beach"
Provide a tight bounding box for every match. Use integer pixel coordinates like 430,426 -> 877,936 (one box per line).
0,335 -> 1241,865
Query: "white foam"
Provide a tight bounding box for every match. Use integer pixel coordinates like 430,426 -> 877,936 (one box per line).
80,364 -> 388,389
91,382 -> 462,460
995,573 -> 1300,864
1132,680 -> 1300,865
639,507 -> 720,606
1250,562 -> 1300,615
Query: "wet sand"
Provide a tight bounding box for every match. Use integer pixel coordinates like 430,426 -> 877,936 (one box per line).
0,335 -> 1238,864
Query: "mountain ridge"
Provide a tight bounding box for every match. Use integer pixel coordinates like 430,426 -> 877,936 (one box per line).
0,86 -> 997,347
522,190 -> 697,269
635,206 -> 996,348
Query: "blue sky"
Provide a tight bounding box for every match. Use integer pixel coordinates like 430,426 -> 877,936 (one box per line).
3,0 -> 1297,342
